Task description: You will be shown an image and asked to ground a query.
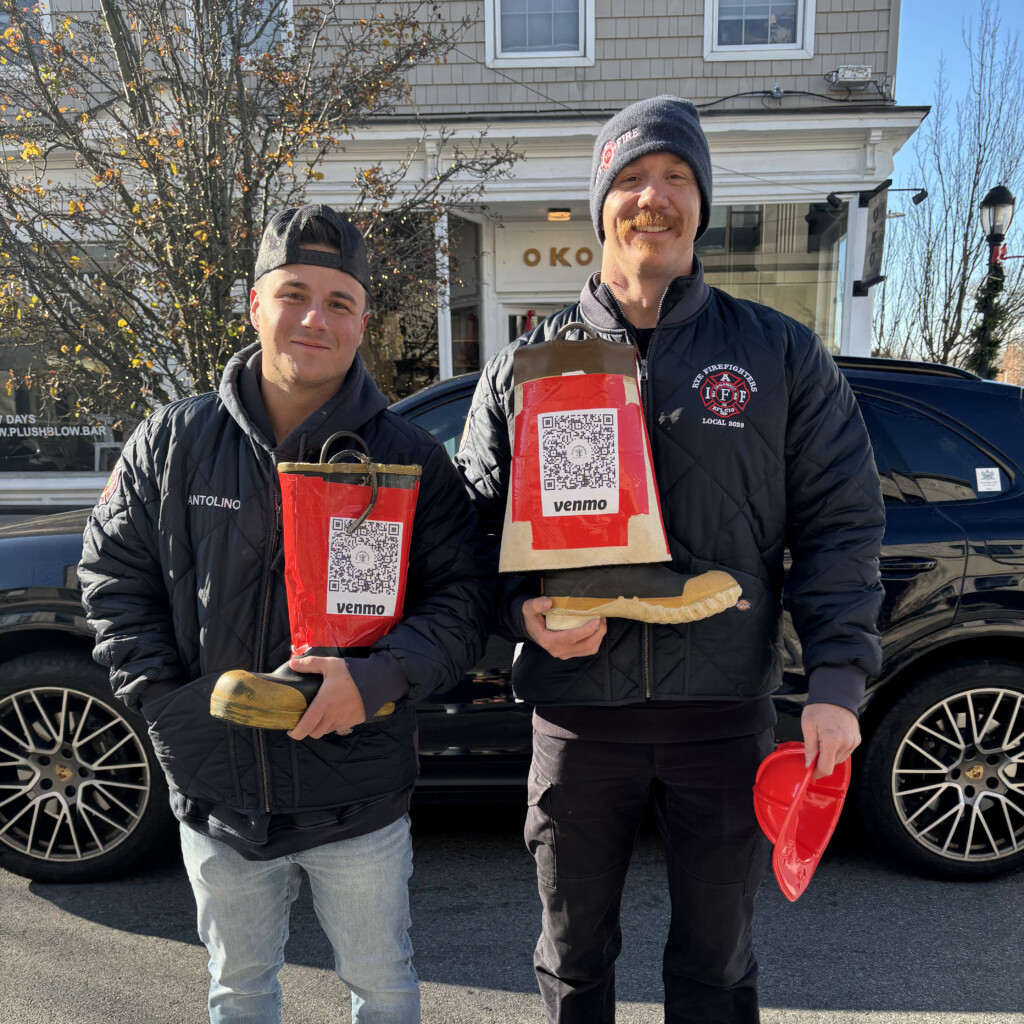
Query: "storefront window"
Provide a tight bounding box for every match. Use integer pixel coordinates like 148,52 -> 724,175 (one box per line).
0,346 -> 123,474
696,201 -> 848,352
450,219 -> 483,373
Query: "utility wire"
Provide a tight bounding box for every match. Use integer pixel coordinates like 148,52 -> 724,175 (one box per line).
451,45 -> 584,116
451,46 -> 892,116
711,161 -> 853,199
446,43 -> 895,201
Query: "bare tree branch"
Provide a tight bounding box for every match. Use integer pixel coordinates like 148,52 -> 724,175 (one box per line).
874,0 -> 1024,372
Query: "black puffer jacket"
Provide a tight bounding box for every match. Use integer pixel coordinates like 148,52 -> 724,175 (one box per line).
80,344 -> 490,816
456,266 -> 884,711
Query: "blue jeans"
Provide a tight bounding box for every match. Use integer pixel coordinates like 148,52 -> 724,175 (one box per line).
180,815 -> 420,1024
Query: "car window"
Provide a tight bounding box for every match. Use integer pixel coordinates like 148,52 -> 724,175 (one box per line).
857,394 -> 1009,504
404,395 -> 473,459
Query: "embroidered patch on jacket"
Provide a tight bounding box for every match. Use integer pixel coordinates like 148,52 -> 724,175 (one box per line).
692,364 -> 758,426
99,464 -> 121,505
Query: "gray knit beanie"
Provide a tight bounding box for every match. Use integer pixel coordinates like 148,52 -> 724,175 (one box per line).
590,95 -> 712,244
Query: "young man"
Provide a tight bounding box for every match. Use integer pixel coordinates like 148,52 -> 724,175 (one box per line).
79,204 -> 490,1023
456,96 -> 885,1023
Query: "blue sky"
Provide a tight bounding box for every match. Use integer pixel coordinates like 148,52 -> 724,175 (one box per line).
891,0 -> 1024,182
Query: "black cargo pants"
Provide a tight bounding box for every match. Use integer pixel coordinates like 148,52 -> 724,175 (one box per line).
525,727 -> 774,1024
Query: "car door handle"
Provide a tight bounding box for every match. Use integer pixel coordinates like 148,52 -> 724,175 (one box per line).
880,556 -> 938,578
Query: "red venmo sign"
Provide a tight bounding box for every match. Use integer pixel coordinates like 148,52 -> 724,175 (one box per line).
279,463 -> 420,652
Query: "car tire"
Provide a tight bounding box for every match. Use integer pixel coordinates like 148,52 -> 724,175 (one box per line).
0,651 -> 174,883
859,657 -> 1024,879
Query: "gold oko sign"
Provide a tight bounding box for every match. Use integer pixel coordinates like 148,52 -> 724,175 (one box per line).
522,246 -> 594,267
498,225 -> 597,289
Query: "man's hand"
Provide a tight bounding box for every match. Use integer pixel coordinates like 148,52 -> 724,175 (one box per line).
523,596 -> 607,660
801,702 -> 860,779
286,655 -> 366,741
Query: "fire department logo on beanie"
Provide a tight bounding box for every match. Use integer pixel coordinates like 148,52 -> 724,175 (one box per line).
254,203 -> 370,294
590,95 -> 713,245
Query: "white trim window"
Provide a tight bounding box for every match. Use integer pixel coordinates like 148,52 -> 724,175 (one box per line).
485,0 -> 595,69
0,3 -> 53,76
180,0 -> 293,60
704,0 -> 815,61
242,0 -> 293,56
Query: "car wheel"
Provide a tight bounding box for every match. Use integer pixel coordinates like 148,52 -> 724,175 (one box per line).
859,658 -> 1024,879
0,651 -> 173,883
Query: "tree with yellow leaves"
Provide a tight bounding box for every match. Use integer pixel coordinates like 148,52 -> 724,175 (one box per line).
0,0 -> 517,425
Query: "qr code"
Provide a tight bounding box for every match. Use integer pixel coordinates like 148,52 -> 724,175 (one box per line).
325,518 -> 402,617
537,408 -> 619,516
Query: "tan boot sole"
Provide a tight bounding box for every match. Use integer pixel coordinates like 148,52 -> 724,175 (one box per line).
210,671 -> 397,730
544,571 -> 742,631
210,672 -> 309,730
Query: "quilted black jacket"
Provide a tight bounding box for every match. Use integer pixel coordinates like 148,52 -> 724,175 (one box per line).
456,266 -> 885,711
79,344 -> 491,817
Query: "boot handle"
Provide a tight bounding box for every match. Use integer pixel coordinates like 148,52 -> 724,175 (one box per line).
319,432 -> 378,535
319,430 -> 371,463
513,320 -> 636,383
551,321 -> 600,344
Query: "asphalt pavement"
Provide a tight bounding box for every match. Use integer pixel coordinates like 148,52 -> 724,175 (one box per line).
1,801 -> 1022,1024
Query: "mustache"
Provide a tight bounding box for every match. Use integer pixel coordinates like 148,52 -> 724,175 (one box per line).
620,212 -> 682,233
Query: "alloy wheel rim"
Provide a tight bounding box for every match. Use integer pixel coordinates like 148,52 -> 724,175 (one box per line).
0,687 -> 151,863
892,687 -> 1024,862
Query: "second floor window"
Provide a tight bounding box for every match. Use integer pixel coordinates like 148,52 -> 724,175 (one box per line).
0,4 -> 51,75
242,0 -> 291,55
718,0 -> 797,47
486,0 -> 594,68
182,0 -> 292,60
705,0 -> 814,61
500,0 -> 579,54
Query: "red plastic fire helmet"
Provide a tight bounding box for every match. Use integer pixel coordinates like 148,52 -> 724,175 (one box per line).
753,741 -> 851,902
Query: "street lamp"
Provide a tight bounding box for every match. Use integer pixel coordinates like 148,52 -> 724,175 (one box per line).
971,184 -> 1017,378
980,184 -> 1016,262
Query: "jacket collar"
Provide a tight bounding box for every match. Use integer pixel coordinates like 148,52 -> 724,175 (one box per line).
578,255 -> 711,333
219,342 -> 389,461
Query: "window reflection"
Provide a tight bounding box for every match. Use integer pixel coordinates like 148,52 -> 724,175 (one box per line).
696,201 -> 848,352
857,396 -> 1008,504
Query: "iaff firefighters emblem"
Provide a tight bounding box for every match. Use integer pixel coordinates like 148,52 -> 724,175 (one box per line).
692,364 -> 757,422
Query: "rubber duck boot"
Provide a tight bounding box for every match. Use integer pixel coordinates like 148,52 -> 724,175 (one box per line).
542,563 -> 741,631
210,662 -> 394,731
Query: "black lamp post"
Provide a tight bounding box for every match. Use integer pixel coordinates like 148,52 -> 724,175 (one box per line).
969,184 -> 1017,378
980,184 -> 1016,262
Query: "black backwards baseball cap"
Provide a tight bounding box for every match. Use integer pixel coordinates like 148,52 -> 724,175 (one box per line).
254,203 -> 371,294
590,95 -> 713,244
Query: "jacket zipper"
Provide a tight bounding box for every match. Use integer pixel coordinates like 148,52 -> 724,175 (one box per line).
253,484 -> 282,814
641,291 -> 669,701
639,354 -> 652,700
642,625 -> 651,700
587,289 -> 670,702
634,306 -> 665,702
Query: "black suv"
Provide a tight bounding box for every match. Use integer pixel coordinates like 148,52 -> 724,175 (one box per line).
1,357 -> 1022,884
